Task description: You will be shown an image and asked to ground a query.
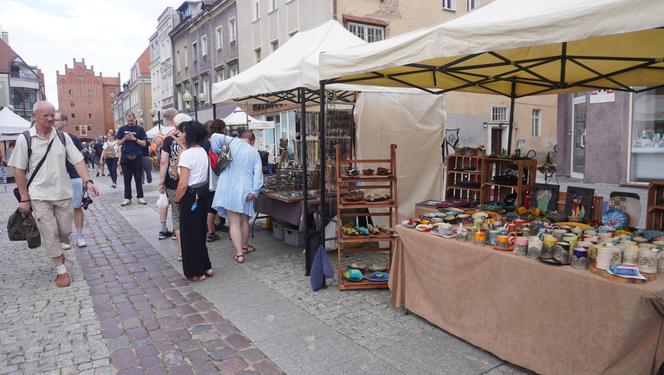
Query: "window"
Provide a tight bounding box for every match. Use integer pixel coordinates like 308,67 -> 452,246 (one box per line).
491,105 -> 508,122
216,68 -> 224,82
80,125 -> 88,136
192,42 -> 198,63
194,82 -> 199,97
531,109 -> 541,136
229,64 -> 239,77
88,113 -> 93,119
68,89 -> 72,95
228,18 -> 237,43
347,22 -> 384,43
184,47 -> 189,68
202,76 -> 209,101
70,102 -> 75,108
255,47 -> 262,63
467,0 -> 479,11
271,39 -> 279,52
71,113 -> 76,119
630,87 -> 664,182
254,0 -> 261,20
215,26 -> 223,50
271,0 -> 278,11
288,30 -> 298,38
201,35 -> 208,57
176,51 -> 181,71
442,0 -> 456,11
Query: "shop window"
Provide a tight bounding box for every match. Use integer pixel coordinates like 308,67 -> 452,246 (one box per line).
442,0 -> 456,11
491,105 -> 508,122
532,109 -> 541,136
347,22 -> 384,43
630,87 -> 664,182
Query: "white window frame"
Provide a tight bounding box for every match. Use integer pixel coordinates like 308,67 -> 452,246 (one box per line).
184,46 -> 189,68
202,75 -> 209,101
215,26 -> 223,50
228,18 -> 237,43
255,47 -> 262,63
490,105 -> 508,122
216,68 -> 224,82
229,64 -> 239,77
254,0 -> 261,21
192,41 -> 198,63
442,0 -> 456,11
466,0 -> 479,11
347,22 -> 385,43
271,0 -> 278,11
271,39 -> 279,52
532,109 -> 541,137
201,35 -> 208,57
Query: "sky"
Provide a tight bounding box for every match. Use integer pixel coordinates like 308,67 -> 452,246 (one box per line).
0,0 -> 174,105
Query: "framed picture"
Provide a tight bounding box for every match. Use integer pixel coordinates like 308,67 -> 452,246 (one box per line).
564,186 -> 595,222
533,183 -> 559,212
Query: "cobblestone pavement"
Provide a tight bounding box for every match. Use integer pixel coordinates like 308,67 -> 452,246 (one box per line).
0,182 -> 282,375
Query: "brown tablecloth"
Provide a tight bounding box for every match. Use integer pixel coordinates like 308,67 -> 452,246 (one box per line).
254,195 -> 322,231
390,225 -> 664,375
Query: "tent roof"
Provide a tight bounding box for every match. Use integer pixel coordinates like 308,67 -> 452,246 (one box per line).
0,107 -> 31,134
146,125 -> 175,139
319,0 -> 664,98
211,20 -> 367,104
223,107 -> 272,128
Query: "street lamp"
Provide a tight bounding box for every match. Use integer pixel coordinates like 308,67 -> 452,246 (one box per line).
151,106 -> 161,131
183,91 -> 206,121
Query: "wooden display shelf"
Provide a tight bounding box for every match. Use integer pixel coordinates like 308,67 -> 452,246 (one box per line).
481,158 -> 537,207
445,155 -> 484,201
335,144 -> 398,291
646,181 -> 664,230
339,278 -> 389,290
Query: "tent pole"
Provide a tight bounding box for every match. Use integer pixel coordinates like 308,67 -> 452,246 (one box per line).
507,79 -> 516,154
212,103 -> 217,119
318,82 -> 327,247
300,87 -> 311,276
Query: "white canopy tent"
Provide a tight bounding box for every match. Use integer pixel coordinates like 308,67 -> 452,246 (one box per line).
0,107 -> 31,137
222,107 -> 273,128
145,125 -> 175,139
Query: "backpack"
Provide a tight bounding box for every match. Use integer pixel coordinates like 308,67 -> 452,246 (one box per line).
22,130 -> 66,173
102,143 -> 116,158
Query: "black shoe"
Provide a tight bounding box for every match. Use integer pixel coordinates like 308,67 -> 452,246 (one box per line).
206,233 -> 220,242
158,230 -> 173,240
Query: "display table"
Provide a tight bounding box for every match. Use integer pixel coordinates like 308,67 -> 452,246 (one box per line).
390,225 -> 664,375
254,194 -> 324,231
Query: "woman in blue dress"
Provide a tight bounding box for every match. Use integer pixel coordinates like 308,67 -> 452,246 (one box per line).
210,130 -> 263,263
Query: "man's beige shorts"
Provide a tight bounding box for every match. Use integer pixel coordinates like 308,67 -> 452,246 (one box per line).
166,188 -> 180,230
31,199 -> 73,258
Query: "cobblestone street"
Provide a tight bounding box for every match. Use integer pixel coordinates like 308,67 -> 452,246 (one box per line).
0,176 -> 530,374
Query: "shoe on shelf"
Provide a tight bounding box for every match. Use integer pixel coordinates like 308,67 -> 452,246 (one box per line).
138,198 -> 148,205
75,237 -> 87,248
121,199 -> 131,206
61,242 -> 72,250
55,273 -> 71,287
158,230 -> 173,240
206,233 -> 220,242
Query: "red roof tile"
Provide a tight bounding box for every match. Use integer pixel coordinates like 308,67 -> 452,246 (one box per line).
0,38 -> 18,74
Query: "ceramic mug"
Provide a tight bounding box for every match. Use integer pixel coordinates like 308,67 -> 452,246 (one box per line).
513,219 -> 527,229
653,240 -> 664,250
571,247 -> 589,270
513,236 -> 529,256
571,226 -> 583,235
438,222 -> 453,236
542,234 -> 557,257
527,236 -> 544,259
496,234 -> 516,250
474,230 -> 486,245
584,229 -> 597,237
638,248 -> 659,274
633,236 -> 648,243
598,232 -> 613,241
623,246 -> 639,265
488,229 -> 504,245
610,246 -> 623,267
554,241 -> 571,264
596,247 -> 613,270
563,234 -> 578,257
552,229 -> 567,241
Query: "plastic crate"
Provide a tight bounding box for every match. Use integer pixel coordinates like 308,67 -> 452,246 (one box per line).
283,227 -> 305,247
272,222 -> 284,240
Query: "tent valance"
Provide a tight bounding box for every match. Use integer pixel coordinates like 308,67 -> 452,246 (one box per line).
0,107 -> 31,134
319,0 -> 664,98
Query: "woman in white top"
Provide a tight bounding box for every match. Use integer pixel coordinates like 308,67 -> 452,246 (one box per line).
175,121 -> 213,281
102,130 -> 119,187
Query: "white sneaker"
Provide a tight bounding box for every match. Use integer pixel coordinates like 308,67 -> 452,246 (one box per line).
121,199 -> 131,206
137,198 -> 147,205
76,237 -> 87,248
61,243 -> 72,250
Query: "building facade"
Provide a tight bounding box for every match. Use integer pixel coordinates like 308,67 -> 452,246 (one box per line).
557,88 -> 664,185
56,58 -> 119,139
150,7 -> 178,113
113,48 -> 153,131
0,31 -> 46,120
170,0 -> 239,122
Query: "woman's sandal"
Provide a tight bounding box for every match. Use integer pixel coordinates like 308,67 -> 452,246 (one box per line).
233,254 -> 245,264
242,245 -> 256,254
188,275 -> 206,282
205,269 -> 215,277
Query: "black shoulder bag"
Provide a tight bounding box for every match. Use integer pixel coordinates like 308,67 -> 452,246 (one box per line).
13,135 -> 57,202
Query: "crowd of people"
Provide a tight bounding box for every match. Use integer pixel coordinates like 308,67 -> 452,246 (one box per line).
7,101 -> 264,286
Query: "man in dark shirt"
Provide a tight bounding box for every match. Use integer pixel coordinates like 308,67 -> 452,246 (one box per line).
54,111 -> 88,248
93,138 -> 104,177
116,111 -> 148,206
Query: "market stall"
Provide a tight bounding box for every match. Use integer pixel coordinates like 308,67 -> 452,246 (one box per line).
317,0 -> 664,372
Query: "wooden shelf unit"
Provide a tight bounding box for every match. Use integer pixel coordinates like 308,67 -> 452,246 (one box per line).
646,181 -> 664,230
481,158 -> 537,207
335,144 -> 398,291
445,155 -> 484,202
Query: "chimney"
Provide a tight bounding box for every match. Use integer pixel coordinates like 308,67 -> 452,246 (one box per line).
1,32 -> 8,45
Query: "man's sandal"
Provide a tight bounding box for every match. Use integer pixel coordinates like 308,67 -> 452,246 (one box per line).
55,273 -> 71,287
233,254 -> 245,264
242,245 -> 256,254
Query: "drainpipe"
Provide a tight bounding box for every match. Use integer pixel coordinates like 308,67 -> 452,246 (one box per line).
332,0 -> 338,20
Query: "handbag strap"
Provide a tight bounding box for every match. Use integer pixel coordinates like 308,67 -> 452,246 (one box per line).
26,135 -> 57,189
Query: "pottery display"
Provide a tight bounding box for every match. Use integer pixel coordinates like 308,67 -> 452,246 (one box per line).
638,248 -> 659,274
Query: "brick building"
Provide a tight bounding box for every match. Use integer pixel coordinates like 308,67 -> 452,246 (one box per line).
56,58 -> 120,139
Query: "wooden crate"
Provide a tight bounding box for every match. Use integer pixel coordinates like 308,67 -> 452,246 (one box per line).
646,182 -> 664,230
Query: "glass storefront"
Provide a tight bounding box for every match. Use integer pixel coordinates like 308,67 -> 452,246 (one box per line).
630,87 -> 664,182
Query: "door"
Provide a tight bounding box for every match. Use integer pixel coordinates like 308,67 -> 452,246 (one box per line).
571,96 -> 587,179
491,128 -> 503,155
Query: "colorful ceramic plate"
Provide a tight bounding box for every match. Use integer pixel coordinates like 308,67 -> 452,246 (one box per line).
401,220 -> 417,228
492,245 -> 513,252
538,257 -> 564,266
602,208 -> 629,230
416,224 -> 434,232
343,269 -> 364,282
472,212 -> 489,220
365,272 -> 389,282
